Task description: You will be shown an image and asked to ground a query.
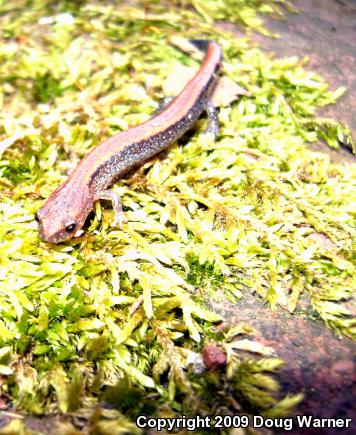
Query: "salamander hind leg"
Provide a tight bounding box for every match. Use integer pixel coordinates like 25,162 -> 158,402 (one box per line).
154,96 -> 175,116
204,100 -> 219,138
97,190 -> 128,228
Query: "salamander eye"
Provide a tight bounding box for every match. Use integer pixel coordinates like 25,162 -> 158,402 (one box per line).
65,222 -> 76,233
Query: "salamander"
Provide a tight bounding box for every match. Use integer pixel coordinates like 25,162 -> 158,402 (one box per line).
36,40 -> 222,243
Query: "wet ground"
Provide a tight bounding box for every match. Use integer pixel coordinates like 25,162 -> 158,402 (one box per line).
253,0 -> 356,164
0,0 -> 355,433
218,0 -> 355,433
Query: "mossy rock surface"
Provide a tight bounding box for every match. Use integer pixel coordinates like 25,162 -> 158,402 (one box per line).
0,0 -> 355,433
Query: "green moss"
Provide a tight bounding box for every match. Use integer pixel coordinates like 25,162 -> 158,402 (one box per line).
0,0 -> 354,432
32,73 -> 64,103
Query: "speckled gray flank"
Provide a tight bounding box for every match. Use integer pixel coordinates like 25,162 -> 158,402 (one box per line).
89,78 -> 218,193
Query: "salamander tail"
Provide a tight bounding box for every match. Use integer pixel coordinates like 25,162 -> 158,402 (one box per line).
189,39 -> 211,53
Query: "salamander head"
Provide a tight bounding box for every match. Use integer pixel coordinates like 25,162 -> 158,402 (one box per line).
35,184 -> 93,244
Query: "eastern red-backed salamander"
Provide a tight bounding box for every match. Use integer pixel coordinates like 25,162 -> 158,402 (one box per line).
36,40 -> 222,243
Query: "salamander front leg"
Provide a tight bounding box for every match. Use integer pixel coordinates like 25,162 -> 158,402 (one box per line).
204,101 -> 219,138
97,190 -> 128,228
